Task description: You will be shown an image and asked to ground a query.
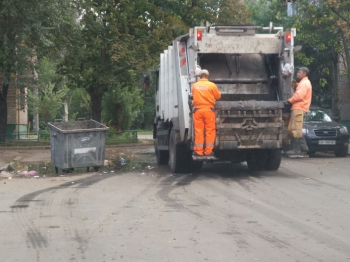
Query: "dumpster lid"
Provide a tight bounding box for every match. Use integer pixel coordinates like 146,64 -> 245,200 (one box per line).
48,120 -> 109,133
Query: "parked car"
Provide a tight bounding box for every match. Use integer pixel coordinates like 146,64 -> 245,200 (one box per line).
303,107 -> 349,157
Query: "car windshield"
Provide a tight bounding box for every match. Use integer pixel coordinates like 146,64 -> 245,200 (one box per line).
304,110 -> 332,122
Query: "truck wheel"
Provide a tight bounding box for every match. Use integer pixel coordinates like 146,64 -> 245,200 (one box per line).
334,147 -> 348,157
155,138 -> 169,165
307,151 -> 316,156
247,150 -> 267,171
189,159 -> 203,173
169,128 -> 188,173
264,149 -> 282,171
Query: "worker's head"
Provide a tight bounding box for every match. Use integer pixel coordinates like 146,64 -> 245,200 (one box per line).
297,67 -> 309,80
199,69 -> 209,79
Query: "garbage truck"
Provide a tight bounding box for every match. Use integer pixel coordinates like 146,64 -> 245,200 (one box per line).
150,23 -> 295,172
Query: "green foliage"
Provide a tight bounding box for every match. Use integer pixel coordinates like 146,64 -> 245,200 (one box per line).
245,0 -> 292,27
0,0 -> 76,141
102,70 -> 143,130
246,0 -> 343,110
107,126 -> 117,139
292,0 -> 348,111
67,89 -> 91,121
28,82 -> 68,123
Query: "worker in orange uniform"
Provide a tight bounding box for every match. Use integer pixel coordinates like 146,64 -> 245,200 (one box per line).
191,69 -> 221,156
285,67 -> 312,157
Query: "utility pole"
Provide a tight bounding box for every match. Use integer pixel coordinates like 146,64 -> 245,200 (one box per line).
286,0 -> 297,17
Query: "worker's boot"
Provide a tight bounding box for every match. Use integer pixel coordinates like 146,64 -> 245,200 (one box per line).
285,138 -> 302,157
300,137 -> 309,153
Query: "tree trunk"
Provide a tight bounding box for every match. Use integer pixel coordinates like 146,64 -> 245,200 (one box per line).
32,65 -> 40,133
331,53 -> 341,118
0,82 -> 9,142
61,77 -> 69,122
33,84 -> 40,132
340,30 -> 350,89
88,86 -> 103,122
62,97 -> 69,122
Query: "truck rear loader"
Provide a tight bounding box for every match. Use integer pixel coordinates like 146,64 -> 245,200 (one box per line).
151,23 -> 295,172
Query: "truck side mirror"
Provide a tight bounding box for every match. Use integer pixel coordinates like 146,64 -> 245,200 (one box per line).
143,75 -> 150,89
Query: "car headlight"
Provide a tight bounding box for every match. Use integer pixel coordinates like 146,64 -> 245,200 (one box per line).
339,126 -> 349,134
302,128 -> 308,135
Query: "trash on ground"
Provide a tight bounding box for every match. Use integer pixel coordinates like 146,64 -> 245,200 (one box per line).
120,158 -> 126,165
6,165 -> 14,172
33,176 -> 40,178
27,170 -> 38,176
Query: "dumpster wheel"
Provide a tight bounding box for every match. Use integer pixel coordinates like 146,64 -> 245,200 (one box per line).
86,166 -> 100,172
63,168 -> 74,173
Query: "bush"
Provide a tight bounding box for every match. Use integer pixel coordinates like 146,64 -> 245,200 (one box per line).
107,126 -> 117,139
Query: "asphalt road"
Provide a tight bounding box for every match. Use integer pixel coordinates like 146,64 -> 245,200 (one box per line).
1,151 -> 350,262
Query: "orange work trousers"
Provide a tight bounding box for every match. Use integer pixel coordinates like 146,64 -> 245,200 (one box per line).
193,108 -> 216,155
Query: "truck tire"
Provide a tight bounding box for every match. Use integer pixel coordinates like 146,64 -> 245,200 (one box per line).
189,159 -> 203,173
264,149 -> 282,170
247,150 -> 267,171
169,128 -> 189,173
155,138 -> 169,165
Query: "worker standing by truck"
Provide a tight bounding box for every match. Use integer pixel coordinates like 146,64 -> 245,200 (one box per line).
286,67 -> 312,157
191,69 -> 221,156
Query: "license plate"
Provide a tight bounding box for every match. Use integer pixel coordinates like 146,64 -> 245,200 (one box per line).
318,140 -> 336,145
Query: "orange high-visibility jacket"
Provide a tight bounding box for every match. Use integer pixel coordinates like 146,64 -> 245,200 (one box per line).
289,77 -> 312,112
191,78 -> 221,108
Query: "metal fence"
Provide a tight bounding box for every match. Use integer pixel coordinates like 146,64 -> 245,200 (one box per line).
0,130 -> 138,145
0,130 -> 50,142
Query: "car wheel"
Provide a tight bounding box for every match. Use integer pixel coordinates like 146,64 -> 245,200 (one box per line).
307,151 -> 316,156
334,147 -> 348,157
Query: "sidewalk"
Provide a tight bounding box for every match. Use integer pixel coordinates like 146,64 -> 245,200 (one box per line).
137,134 -> 153,139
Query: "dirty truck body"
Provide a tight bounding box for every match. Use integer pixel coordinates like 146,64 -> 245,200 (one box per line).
153,25 -> 294,172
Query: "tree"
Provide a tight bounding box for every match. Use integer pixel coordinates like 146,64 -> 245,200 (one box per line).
102,70 -> 143,130
61,0 -> 253,126
215,0 -> 252,24
60,0 -> 174,123
323,0 -> 350,86
29,82 -> 68,123
0,0 -> 75,141
245,0 -> 346,115
293,0 -> 348,116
